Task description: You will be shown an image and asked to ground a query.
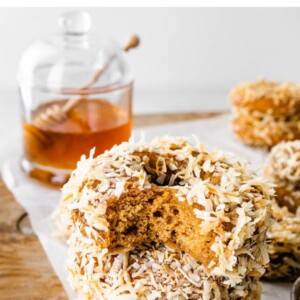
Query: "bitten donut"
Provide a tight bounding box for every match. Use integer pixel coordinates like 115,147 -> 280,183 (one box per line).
57,136 -> 274,299
264,140 -> 300,212
229,80 -> 300,148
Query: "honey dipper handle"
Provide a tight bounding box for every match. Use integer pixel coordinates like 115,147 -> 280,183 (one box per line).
62,95 -> 82,113
81,35 -> 140,89
124,35 -> 140,52
81,54 -> 116,90
61,35 -> 140,113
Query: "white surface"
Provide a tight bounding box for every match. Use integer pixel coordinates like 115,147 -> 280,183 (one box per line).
1,8 -> 300,91
1,115 -> 292,300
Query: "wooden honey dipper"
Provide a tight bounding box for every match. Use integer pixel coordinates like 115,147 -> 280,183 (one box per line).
35,35 -> 140,127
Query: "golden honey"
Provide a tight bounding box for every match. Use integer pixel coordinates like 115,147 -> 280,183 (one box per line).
22,98 -> 132,187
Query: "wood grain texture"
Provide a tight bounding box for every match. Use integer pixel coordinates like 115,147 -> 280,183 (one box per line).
0,112 -> 222,299
0,179 -> 67,300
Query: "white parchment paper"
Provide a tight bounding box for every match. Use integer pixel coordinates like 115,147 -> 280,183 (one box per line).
2,114 -> 292,299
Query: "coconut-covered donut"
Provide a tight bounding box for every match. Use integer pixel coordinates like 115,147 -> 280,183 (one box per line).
57,136 -> 273,299
264,202 -> 300,281
231,108 -> 300,148
264,141 -> 300,212
229,79 -> 300,114
265,140 -> 300,184
263,141 -> 300,280
67,243 -> 262,300
229,80 -> 300,148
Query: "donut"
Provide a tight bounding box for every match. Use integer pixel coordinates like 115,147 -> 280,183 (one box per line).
229,80 -> 300,148
67,244 -> 262,300
264,140 -> 300,184
58,136 -> 274,299
264,202 -> 300,281
263,141 -> 300,280
231,108 -> 300,148
229,79 -> 300,115
264,140 -> 300,212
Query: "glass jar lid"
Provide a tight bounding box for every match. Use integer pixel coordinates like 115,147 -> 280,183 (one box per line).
18,11 -> 133,94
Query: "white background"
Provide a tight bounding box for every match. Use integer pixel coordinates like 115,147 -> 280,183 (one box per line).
2,8 -> 300,91
1,8 -> 300,162
2,8 -> 300,114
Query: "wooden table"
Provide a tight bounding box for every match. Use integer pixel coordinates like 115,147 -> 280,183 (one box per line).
0,112 -> 222,299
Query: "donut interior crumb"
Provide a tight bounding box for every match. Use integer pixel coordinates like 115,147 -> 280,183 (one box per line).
105,186 -> 216,266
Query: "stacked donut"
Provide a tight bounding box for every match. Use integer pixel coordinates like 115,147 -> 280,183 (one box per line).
229,80 -> 300,148
264,140 -> 300,280
57,136 -> 274,300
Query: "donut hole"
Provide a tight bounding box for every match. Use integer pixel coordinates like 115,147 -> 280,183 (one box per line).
136,151 -> 183,187
105,186 -> 216,266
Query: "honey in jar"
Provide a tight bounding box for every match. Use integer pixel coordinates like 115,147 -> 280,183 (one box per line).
22,96 -> 132,186
18,12 -> 135,187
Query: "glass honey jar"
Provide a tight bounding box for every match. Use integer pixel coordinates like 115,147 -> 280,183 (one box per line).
18,11 -> 135,187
